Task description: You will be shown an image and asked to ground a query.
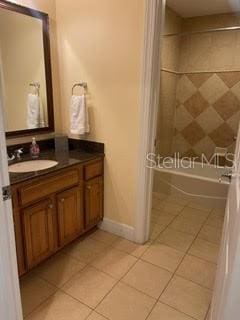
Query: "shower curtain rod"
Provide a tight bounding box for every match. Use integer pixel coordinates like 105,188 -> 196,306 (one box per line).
164,26 -> 240,37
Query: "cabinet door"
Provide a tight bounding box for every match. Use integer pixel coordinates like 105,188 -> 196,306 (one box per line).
85,176 -> 103,228
22,199 -> 56,269
13,210 -> 26,276
57,187 -> 84,246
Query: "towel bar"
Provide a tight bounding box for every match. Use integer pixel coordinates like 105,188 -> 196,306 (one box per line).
29,82 -> 40,96
72,82 -> 87,95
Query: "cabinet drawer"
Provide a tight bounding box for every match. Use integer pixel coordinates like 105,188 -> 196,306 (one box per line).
19,169 -> 80,206
84,161 -> 103,180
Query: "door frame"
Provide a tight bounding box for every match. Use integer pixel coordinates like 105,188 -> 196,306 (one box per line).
135,0 -> 165,243
0,56 -> 23,319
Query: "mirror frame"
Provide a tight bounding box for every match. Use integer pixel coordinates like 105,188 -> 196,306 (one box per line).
0,0 -> 55,138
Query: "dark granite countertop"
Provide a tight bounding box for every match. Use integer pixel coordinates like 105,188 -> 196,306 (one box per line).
9,139 -> 104,185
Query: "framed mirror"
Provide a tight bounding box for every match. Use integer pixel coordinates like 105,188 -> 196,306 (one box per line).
0,0 -> 54,138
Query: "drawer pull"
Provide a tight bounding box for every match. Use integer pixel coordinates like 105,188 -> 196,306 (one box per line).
87,186 -> 91,190
61,198 -> 65,203
49,204 -> 53,209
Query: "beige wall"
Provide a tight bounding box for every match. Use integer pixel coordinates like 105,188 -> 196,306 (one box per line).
56,0 -> 145,226
6,0 -> 62,144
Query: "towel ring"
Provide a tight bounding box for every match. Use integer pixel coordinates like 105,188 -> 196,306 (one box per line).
29,82 -> 40,96
72,82 -> 87,95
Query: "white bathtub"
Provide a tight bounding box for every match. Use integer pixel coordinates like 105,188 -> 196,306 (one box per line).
153,160 -> 230,209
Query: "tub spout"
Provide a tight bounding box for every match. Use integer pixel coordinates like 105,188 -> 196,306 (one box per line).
221,171 -> 232,182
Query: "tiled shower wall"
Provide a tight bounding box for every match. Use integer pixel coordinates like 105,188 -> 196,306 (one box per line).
156,8 -> 181,157
157,8 -> 240,159
175,72 -> 240,158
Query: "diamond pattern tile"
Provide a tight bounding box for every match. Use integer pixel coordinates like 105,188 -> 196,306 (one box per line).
199,74 -> 228,104
174,71 -> 240,158
213,91 -> 240,121
175,105 -> 193,131
227,110 -> 240,132
182,149 -> 199,158
209,123 -> 235,147
172,133 -> 191,156
231,81 -> 240,101
187,73 -> 213,89
218,72 -> 240,88
184,92 -> 209,118
177,75 -> 197,103
193,137 -> 216,160
181,121 -> 206,146
196,106 -> 224,134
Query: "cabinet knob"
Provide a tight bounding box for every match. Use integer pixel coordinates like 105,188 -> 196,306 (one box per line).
49,204 -> 53,209
87,186 -> 91,190
61,198 -> 65,202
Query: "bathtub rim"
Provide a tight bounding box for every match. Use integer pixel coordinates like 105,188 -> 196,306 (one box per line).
152,166 -> 230,185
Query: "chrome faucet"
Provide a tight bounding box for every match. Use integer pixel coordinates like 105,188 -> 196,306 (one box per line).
221,170 -> 232,182
14,148 -> 24,160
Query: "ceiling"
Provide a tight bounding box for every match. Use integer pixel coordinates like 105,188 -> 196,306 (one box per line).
166,0 -> 240,17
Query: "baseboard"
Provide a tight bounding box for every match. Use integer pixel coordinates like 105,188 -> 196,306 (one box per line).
98,218 -> 135,242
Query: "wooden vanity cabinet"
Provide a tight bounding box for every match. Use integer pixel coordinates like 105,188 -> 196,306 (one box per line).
11,158 -> 104,276
85,176 -> 103,229
22,197 -> 57,269
57,186 -> 84,247
13,209 -> 26,276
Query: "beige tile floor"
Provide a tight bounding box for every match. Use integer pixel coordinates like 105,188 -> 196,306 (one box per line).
20,192 -> 224,320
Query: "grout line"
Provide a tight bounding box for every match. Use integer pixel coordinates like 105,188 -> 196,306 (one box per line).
22,234 -> 116,318
152,203 -> 215,320
91,247 -> 145,318
173,208 -> 213,275
145,264 -> 179,320
186,253 -> 218,266
145,203 -> 192,319
156,300 -> 199,320
87,310 -> 111,320
139,255 -> 180,274
119,279 -> 159,301
150,203 -> 187,242
144,297 -> 161,320
22,204 -> 221,320
171,274 -> 213,292
150,202 -> 215,319
23,288 -> 59,319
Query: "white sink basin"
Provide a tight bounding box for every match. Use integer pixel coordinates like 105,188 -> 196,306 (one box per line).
9,160 -> 58,173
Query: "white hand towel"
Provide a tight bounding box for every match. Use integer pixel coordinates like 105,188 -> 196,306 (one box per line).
39,100 -> 46,128
27,93 -> 40,129
70,95 -> 90,135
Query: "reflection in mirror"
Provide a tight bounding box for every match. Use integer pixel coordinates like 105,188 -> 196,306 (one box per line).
0,1 -> 54,137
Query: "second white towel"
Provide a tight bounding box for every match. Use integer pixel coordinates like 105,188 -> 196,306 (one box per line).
70,95 -> 90,135
27,93 -> 40,129
27,93 -> 45,129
